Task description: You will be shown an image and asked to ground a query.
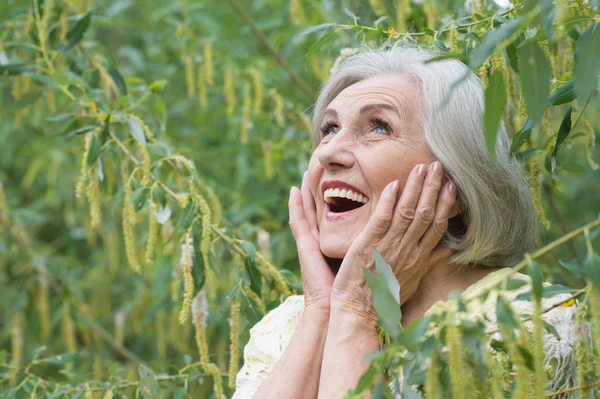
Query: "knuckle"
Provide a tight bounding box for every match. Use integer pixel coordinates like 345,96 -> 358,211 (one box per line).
397,206 -> 415,222
417,207 -> 435,223
433,218 -> 449,234
426,179 -> 442,191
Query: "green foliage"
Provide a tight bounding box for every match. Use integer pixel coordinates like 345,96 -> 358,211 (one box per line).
0,0 -> 599,397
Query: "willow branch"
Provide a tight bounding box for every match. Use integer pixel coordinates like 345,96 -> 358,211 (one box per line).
464,217 -> 600,303
226,0 -> 316,99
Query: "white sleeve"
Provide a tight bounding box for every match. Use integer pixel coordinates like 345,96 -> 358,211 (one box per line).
231,295 -> 305,399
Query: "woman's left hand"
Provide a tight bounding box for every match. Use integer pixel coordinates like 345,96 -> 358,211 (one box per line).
329,161 -> 457,324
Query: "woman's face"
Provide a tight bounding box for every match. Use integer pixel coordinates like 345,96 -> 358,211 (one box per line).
307,73 -> 434,259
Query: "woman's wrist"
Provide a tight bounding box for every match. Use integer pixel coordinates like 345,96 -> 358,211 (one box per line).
330,297 -> 379,332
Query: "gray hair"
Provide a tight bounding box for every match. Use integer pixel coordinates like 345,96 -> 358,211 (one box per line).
311,44 -> 536,268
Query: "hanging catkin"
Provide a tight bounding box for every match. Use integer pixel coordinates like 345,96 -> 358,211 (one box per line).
529,156 -> 550,229
240,83 -> 252,145
395,0 -> 410,32
184,55 -> 195,98
447,318 -> 467,399
228,299 -> 241,389
196,195 -> 216,300
122,164 -> 141,273
0,181 -> 8,226
145,201 -> 159,266
178,230 -> 195,325
532,298 -> 546,397
37,265 -> 51,343
584,121 -> 598,170
263,141 -> 273,179
289,0 -> 308,25
424,352 -> 441,398
256,253 -> 292,296
224,66 -> 236,117
198,61 -> 207,108
75,132 -> 93,199
574,302 -> 591,399
248,67 -> 264,115
192,290 -> 224,398
204,42 -> 213,86
86,164 -> 101,229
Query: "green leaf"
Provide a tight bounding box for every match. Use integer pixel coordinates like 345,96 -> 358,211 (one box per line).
529,259 -> 543,301
519,41 -> 550,125
469,17 -> 524,67
32,345 -> 47,360
483,70 -> 506,161
584,253 -> 600,286
61,12 -> 92,51
549,105 -> 572,172
63,124 -> 99,138
37,353 -> 78,364
100,113 -> 111,145
354,363 -> 378,393
0,63 -> 31,75
306,30 -> 338,58
138,364 -> 161,399
503,278 -> 528,291
107,62 -> 128,95
548,80 -> 575,106
510,119 -> 533,152
558,258 -> 586,278
87,133 -> 102,166
363,267 -> 401,338
13,90 -> 42,109
127,117 -> 146,145
515,148 -> 539,163
496,295 -> 517,330
574,22 -> 600,101
24,72 -> 59,89
374,249 -> 400,305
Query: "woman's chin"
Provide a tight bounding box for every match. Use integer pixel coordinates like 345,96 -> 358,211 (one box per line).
319,240 -> 350,260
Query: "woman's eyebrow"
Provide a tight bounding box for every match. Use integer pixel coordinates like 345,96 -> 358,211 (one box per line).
358,103 -> 399,116
324,103 -> 399,119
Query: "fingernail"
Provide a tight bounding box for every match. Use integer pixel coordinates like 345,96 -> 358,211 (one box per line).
416,164 -> 425,176
392,180 -> 399,192
446,181 -> 454,193
433,161 -> 441,173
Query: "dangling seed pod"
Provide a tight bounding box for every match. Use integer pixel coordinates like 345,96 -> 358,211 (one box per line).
289,0 -> 308,25
423,0 -> 436,29
368,0 -> 387,16
228,299 -> 241,389
269,89 -> 285,127
241,283 -> 265,313
395,0 -> 410,32
62,301 -> 77,354
197,195 -> 216,300
424,351 -> 441,398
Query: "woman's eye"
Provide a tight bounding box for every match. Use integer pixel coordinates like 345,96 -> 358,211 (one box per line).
373,126 -> 387,134
320,123 -> 337,138
370,118 -> 392,135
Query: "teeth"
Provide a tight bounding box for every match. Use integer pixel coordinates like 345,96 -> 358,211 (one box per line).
324,187 -> 369,204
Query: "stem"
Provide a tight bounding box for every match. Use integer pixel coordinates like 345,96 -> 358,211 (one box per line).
226,0 -> 316,99
464,217 -> 600,303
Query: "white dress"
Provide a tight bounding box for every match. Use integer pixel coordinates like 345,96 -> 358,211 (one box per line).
232,268 -> 580,398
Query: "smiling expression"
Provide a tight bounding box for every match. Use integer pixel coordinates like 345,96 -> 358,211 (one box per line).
307,73 -> 434,259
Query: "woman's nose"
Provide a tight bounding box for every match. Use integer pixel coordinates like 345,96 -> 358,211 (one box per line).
316,132 -> 355,170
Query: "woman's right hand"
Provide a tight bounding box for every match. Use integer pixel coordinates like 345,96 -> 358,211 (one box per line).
288,172 -> 334,313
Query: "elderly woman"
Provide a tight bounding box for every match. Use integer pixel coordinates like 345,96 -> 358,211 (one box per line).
232,45 -> 577,398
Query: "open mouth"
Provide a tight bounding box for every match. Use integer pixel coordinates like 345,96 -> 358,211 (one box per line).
324,188 -> 369,213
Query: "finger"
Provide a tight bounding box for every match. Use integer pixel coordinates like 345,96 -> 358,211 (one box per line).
419,180 -> 456,252
386,163 -> 427,240
352,179 -> 400,249
288,187 -> 313,248
404,160 -> 444,242
301,172 -> 319,240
